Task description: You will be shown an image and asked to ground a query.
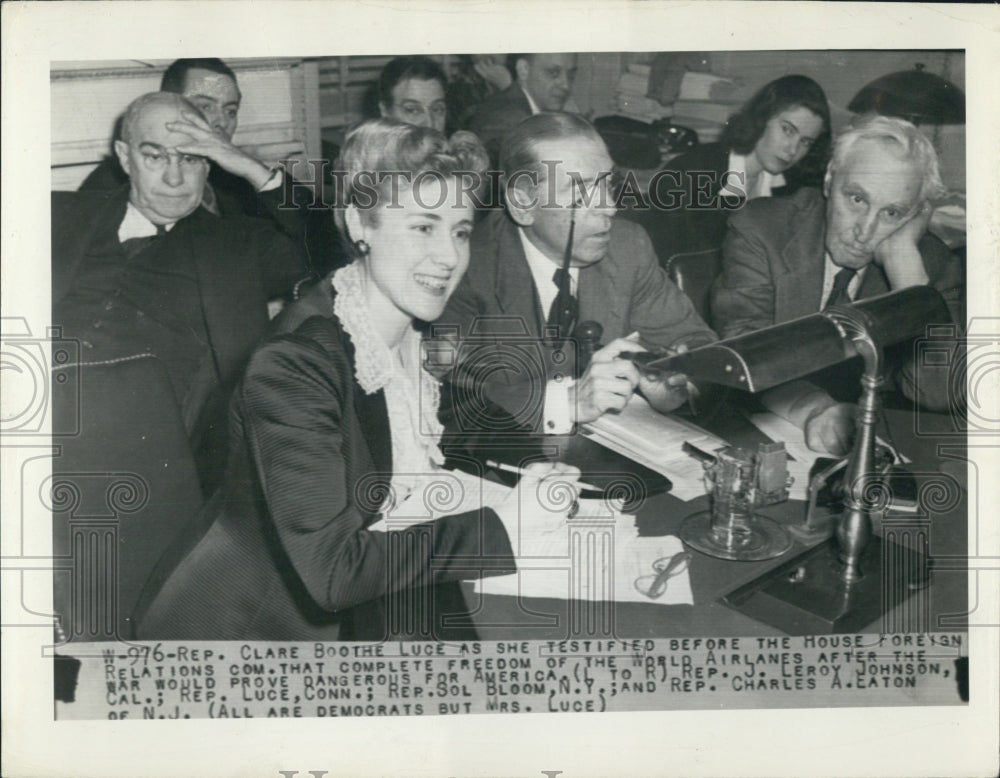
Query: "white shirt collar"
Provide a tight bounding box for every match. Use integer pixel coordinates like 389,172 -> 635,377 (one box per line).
721,151 -> 786,201
117,201 -> 176,242
517,228 -> 578,320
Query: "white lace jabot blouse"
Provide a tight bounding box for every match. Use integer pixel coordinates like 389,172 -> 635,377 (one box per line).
331,263 -> 446,514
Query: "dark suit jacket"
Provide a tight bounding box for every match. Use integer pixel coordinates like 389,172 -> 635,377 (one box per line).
465,83 -> 532,164
136,312 -> 516,641
52,186 -> 309,489
80,157 -> 333,277
435,210 -> 718,430
712,186 -> 964,407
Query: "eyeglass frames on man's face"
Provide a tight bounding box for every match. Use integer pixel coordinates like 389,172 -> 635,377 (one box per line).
539,170 -> 623,210
135,145 -> 209,171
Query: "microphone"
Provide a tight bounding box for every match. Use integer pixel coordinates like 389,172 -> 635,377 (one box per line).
572,320 -> 603,377
551,200 -> 578,337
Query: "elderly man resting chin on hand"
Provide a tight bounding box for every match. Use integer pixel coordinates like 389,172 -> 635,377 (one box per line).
711,115 -> 964,456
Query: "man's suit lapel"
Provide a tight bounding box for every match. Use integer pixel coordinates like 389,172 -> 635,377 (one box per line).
776,191 -> 827,321
185,208 -> 265,388
488,212 -> 627,340
491,214 -> 545,337
51,188 -> 126,305
498,83 -> 532,115
578,243 -> 625,337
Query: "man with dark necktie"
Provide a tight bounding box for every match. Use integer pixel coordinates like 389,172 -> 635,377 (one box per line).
711,115 -> 964,454
435,112 -> 716,435
52,91 -> 309,489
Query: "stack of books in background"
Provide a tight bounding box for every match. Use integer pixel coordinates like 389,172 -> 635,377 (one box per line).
668,71 -> 744,143
614,65 -> 746,144
614,63 -> 674,122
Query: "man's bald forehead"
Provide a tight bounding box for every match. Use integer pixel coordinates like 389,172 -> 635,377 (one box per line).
120,92 -> 202,143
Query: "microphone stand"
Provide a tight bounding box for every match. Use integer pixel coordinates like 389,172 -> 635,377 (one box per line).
553,200 -> 577,339
556,200 -> 603,375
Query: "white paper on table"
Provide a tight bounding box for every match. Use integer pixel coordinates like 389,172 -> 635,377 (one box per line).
475,523 -> 692,605
366,469 -> 693,606
581,393 -> 725,501
748,411 -> 910,464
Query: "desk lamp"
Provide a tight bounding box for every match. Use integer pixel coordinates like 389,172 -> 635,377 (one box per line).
652,286 -> 950,633
847,64 -> 965,126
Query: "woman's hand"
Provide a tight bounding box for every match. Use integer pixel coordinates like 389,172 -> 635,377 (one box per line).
492,461 -> 583,537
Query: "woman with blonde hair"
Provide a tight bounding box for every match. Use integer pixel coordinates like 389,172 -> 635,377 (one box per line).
137,120 -> 579,641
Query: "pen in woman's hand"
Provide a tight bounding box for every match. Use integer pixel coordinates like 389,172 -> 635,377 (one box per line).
484,459 -> 603,494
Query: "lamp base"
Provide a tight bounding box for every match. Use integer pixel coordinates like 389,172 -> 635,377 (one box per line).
680,511 -> 792,562
721,536 -> 931,634
787,509 -> 839,544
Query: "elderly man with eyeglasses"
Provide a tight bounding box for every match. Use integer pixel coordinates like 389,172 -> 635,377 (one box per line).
52,92 -> 310,493
435,112 -> 717,435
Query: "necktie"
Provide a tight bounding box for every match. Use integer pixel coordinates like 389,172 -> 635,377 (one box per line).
824,267 -> 856,309
120,224 -> 167,261
547,267 -> 578,338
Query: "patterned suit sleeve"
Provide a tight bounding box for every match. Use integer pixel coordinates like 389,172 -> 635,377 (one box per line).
240,332 -> 515,613
894,234 -> 966,411
920,233 -> 966,329
624,224 -> 718,350
712,208 -> 780,338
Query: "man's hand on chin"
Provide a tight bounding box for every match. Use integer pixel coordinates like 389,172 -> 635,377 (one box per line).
874,201 -> 932,289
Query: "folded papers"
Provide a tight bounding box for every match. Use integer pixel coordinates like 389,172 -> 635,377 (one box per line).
582,394 -> 726,501
475,525 -> 692,605
747,411 -> 910,502
370,468 -> 692,606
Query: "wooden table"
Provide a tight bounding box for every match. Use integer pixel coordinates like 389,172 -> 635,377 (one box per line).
456,404 -> 968,639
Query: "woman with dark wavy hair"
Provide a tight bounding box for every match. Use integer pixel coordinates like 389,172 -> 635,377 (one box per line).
644,74 -> 832,274
136,120 -> 581,641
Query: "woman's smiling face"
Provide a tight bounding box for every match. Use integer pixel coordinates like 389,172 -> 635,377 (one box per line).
359,175 -> 474,329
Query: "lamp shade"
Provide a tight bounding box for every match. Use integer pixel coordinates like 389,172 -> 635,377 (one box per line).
848,66 -> 965,125
646,286 -> 950,392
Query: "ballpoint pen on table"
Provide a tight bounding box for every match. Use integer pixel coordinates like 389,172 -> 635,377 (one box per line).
484,460 -> 603,494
